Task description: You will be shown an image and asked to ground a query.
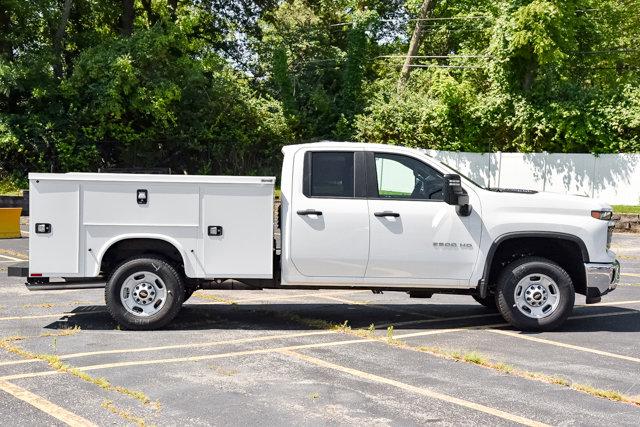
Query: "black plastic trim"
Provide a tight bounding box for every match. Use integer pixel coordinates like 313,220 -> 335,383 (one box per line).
354,151 -> 367,198
477,231 -> 590,298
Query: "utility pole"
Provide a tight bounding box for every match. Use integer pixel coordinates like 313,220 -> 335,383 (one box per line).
398,0 -> 437,88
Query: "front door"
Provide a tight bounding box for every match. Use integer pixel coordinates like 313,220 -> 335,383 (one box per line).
365,152 -> 481,283
289,150 -> 369,277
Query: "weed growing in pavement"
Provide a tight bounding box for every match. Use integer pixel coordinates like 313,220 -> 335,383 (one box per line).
41,325 -> 81,338
308,392 -> 320,400
0,336 -> 160,410
168,290 -> 640,407
208,364 -> 239,376
192,292 -> 237,305
101,400 -> 147,427
22,303 -> 54,309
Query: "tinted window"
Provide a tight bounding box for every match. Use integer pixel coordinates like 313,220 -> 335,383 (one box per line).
307,152 -> 355,197
374,153 -> 443,200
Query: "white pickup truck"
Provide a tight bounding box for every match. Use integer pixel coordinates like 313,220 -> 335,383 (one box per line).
9,142 -> 620,331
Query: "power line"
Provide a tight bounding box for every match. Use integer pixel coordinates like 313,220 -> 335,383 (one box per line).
377,54 -> 493,59
396,64 -> 486,69
382,16 -> 492,22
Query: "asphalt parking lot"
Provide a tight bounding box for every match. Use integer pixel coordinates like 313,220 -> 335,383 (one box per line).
0,231 -> 639,426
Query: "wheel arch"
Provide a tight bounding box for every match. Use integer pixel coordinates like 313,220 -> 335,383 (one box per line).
97,235 -> 189,277
479,232 -> 589,298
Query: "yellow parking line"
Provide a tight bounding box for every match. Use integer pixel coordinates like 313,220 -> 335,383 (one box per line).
621,273 -> 640,277
61,330 -> 334,360
0,330 -> 339,368
394,328 -> 467,339
0,250 -> 28,260
280,349 -> 549,427
0,337 -> 377,381
487,329 -> 640,364
0,379 -> 96,426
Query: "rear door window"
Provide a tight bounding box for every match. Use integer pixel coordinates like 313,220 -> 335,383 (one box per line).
304,152 -> 355,198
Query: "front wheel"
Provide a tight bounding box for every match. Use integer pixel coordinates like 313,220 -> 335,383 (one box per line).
105,257 -> 184,330
496,256 -> 574,331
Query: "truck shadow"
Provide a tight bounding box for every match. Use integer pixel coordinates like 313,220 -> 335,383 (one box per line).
43,303 -> 640,334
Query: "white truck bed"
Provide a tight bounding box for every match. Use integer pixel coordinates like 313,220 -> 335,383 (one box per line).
28,173 -> 275,279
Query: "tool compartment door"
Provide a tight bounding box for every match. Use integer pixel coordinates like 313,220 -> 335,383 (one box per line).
201,183 -> 273,278
29,180 -> 81,276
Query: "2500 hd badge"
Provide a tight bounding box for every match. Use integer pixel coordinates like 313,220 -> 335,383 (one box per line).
433,242 -> 473,248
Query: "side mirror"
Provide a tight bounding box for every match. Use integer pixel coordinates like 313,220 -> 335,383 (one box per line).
443,174 -> 471,216
443,174 -> 464,205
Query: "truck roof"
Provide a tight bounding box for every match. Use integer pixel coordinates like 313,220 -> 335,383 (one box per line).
282,141 -> 428,157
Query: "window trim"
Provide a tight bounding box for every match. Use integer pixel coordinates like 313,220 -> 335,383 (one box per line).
302,150 -> 366,199
365,151 -> 446,202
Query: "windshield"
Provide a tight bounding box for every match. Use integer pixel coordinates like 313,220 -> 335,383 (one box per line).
431,159 -> 486,189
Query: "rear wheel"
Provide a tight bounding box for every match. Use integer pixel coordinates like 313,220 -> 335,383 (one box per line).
496,256 -> 574,331
105,257 -> 184,330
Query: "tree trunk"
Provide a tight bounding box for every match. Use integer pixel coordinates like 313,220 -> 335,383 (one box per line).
120,0 -> 134,36
141,0 -> 157,25
168,0 -> 178,22
0,3 -> 12,60
398,0 -> 437,87
53,0 -> 73,79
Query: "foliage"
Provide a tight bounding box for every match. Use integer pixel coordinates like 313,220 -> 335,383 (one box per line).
0,0 -> 639,184
612,205 -> 640,214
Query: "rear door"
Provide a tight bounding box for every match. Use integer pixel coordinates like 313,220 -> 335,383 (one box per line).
289,150 -> 369,277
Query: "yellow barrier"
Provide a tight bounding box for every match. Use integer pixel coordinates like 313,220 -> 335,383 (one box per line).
0,208 -> 22,238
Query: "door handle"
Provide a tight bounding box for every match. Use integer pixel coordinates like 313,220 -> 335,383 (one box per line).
374,211 -> 400,218
297,209 -> 323,216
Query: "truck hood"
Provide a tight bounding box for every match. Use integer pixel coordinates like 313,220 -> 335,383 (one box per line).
479,188 -> 612,214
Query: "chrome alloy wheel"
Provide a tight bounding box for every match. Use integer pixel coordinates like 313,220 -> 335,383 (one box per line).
120,271 -> 167,317
513,274 -> 561,319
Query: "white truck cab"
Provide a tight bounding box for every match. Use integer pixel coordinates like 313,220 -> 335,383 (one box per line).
9,142 -> 620,331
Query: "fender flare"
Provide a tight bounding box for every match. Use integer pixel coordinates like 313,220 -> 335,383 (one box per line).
94,234 -> 189,276
477,231 -> 590,298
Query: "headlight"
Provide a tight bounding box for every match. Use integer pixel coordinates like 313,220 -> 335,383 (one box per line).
591,210 -> 613,220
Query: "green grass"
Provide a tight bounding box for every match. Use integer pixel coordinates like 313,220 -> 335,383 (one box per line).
613,205 -> 640,214
0,178 -> 23,196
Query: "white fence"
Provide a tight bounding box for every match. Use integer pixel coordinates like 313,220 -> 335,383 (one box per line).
424,150 -> 640,205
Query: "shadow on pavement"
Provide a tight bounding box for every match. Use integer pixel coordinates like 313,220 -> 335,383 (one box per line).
42,303 -> 640,333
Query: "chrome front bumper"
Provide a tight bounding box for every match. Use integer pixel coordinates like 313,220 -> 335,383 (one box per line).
584,260 -> 620,298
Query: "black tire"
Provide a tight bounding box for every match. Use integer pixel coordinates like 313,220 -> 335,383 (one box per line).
105,257 -> 184,330
472,294 -> 497,310
496,256 -> 574,331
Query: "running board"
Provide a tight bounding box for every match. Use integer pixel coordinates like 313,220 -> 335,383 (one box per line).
26,281 -> 106,291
